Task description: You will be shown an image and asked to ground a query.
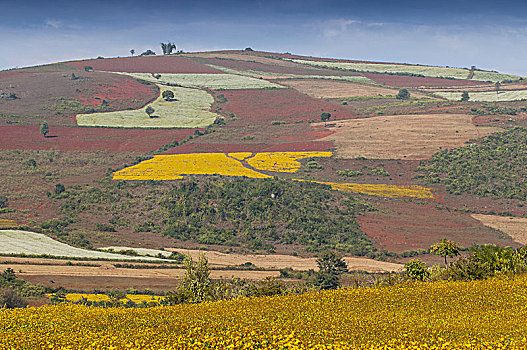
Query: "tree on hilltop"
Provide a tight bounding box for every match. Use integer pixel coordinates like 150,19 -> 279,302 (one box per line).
130,49 -> 135,56
495,81 -> 501,94
161,42 -> 177,55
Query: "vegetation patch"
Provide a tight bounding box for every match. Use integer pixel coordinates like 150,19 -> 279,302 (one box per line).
419,127 -> 527,200
4,275 -> 527,348
76,85 -> 219,128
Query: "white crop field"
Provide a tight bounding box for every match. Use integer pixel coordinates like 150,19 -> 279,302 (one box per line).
287,59 -> 525,83
119,72 -> 283,90
435,90 -> 527,102
76,84 -> 219,128
0,230 -> 164,260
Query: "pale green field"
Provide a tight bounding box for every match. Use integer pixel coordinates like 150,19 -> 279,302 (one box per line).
76,85 -> 219,128
0,230 -> 163,260
287,59 -> 525,83
435,90 -> 527,102
207,65 -> 375,83
118,72 -> 283,90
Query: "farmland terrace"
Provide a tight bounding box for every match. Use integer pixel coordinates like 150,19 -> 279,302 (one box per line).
1,49 -> 527,292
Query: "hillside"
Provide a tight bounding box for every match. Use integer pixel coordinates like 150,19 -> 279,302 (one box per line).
1,49 -> 527,289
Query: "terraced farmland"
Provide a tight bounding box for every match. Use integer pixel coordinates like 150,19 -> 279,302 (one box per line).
76,85 -> 219,128
435,90 -> 527,101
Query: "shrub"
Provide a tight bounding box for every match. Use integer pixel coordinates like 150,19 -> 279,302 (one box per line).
0,289 -> 28,309
404,259 -> 429,281
460,91 -> 470,101
396,88 -> 410,99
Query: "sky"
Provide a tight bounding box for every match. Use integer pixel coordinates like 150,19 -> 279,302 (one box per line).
1,0 -> 527,75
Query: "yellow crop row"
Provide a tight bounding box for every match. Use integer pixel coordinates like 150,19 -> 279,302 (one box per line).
299,180 -> 434,199
45,293 -> 163,303
0,219 -> 17,229
3,275 -> 527,349
113,151 -> 332,180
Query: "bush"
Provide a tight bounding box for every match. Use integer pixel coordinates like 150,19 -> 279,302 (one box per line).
0,195 -> 7,209
0,289 -> 28,309
460,91 -> 469,101
396,89 -> 410,99
404,259 -> 429,281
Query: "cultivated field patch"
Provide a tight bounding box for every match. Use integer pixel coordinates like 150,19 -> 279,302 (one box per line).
435,90 -> 527,102
301,180 -> 434,199
316,114 -> 500,160
471,214 -> 527,244
66,56 -> 221,74
118,72 -> 283,90
46,293 -> 164,304
113,153 -> 272,180
0,125 -> 196,152
0,219 -> 17,229
76,85 -> 219,128
362,73 -> 491,87
278,79 -> 426,99
0,230 -> 163,260
288,59 -> 525,82
113,151 -> 332,180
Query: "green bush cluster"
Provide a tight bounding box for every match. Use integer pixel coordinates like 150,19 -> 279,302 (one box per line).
420,127 -> 527,199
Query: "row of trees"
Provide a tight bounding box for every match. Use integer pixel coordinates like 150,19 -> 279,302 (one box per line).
129,42 -> 177,57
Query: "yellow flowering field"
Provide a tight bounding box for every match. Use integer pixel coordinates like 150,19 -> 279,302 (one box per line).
45,293 -> 164,304
299,180 -> 434,199
3,275 -> 527,349
113,151 -> 332,180
113,153 -> 271,180
246,151 -> 332,173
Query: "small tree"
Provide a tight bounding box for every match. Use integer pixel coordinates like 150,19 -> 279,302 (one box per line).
161,42 -> 177,55
162,90 -> 174,101
396,88 -> 410,99
145,106 -> 155,118
130,49 -> 135,56
430,239 -> 461,266
40,123 -> 49,138
460,91 -> 470,101
495,81 -> 501,94
84,66 -> 93,72
320,112 -> 331,126
404,259 -> 429,281
166,255 -> 214,304
313,251 -> 348,290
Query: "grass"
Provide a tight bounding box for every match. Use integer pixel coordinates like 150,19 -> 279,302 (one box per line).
76,85 -> 219,128
4,274 -> 527,349
118,72 -> 284,90
435,90 -> 527,102
288,59 -> 525,82
0,230 -> 163,260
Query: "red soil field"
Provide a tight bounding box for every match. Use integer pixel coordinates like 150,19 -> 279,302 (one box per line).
357,201 -> 517,253
164,141 -> 335,154
0,125 -> 195,152
77,77 -> 158,108
66,56 -> 222,74
196,57 -> 361,77
362,73 -> 491,88
221,89 -> 356,123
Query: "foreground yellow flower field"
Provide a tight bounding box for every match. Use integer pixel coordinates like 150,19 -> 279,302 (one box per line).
2,275 -> 527,349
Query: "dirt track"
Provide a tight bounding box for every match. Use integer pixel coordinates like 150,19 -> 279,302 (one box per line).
315,114 -> 499,160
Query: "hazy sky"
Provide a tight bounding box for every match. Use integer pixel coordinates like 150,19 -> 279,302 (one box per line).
2,0 -> 527,75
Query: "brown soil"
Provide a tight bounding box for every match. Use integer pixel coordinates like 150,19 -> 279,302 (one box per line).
471,214 -> 527,244
358,200 -> 517,253
315,114 -> 499,160
167,248 -> 402,273
278,79 -> 433,99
